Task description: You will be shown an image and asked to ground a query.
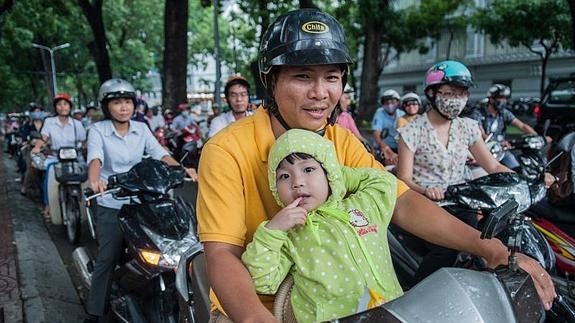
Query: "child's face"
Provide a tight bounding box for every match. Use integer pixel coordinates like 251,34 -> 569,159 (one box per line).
276,157 -> 329,211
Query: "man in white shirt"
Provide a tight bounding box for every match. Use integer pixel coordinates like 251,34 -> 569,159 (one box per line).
208,76 -> 254,138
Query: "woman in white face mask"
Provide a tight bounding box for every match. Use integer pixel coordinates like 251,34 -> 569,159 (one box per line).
394,60 -> 513,283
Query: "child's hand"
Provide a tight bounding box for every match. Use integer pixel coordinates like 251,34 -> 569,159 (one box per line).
266,197 -> 308,231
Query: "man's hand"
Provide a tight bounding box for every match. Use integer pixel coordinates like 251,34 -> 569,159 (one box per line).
184,167 -> 198,181
544,172 -> 557,189
266,197 -> 307,231
516,253 -> 556,310
89,178 -> 107,193
485,247 -> 556,310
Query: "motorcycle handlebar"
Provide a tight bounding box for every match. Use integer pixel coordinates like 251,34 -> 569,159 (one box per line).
83,187 -> 121,201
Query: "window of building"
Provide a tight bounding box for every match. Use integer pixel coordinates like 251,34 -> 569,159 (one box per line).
424,37 -> 437,63
465,26 -> 484,58
403,84 -> 417,94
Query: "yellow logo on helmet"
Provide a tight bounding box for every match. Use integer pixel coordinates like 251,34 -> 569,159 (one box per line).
302,21 -> 329,34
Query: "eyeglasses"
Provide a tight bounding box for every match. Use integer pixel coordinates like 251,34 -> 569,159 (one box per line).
436,90 -> 468,99
405,102 -> 420,106
229,92 -> 248,99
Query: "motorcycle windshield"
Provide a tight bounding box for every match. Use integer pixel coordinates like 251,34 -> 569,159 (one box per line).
126,198 -> 192,240
447,173 -> 540,213
111,159 -> 185,195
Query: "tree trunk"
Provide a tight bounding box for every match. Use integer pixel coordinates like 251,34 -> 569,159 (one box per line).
299,0 -> 318,9
446,29 -> 454,60
162,0 -> 189,111
78,0 -> 112,83
567,0 -> 575,49
0,0 -> 14,16
358,21 -> 384,122
0,0 -> 14,39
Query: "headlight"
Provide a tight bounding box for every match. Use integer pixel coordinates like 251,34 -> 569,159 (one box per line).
527,136 -> 545,150
59,148 -> 78,160
141,223 -> 199,269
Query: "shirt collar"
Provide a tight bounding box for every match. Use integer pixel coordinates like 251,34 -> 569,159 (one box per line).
253,107 -> 275,163
103,120 -> 141,137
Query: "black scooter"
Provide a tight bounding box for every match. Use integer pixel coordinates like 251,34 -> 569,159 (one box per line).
54,147 -> 87,244
73,159 -> 198,322
389,172 -> 575,321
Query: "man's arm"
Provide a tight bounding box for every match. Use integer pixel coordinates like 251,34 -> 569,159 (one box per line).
204,242 -> 278,322
511,118 -> 537,135
392,190 -> 556,309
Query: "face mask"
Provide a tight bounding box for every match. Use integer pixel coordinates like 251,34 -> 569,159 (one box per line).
383,104 -> 398,114
181,110 -> 189,117
495,100 -> 507,111
435,96 -> 467,120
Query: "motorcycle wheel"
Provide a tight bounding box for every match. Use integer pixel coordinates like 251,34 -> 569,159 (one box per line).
146,287 -> 177,323
177,297 -> 194,323
65,196 -> 81,245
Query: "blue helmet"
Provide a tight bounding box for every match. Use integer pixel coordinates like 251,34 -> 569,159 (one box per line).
424,60 -> 474,92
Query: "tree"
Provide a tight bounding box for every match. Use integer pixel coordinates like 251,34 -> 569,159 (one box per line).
162,0 -> 188,111
78,0 -> 112,83
474,0 -> 571,96
567,0 -> 575,49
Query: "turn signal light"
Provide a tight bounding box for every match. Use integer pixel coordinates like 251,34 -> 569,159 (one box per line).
140,250 -> 161,265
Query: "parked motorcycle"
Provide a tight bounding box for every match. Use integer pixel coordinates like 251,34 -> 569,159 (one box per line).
73,159 -> 200,322
54,147 -> 87,244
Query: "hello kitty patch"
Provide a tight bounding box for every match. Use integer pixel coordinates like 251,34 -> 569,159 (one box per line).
349,209 -> 379,236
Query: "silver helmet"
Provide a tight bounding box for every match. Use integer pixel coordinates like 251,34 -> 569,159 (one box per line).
98,79 -> 136,119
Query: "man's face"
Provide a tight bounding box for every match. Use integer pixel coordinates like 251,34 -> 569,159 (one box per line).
273,65 -> 343,131
227,84 -> 249,114
276,157 -> 329,212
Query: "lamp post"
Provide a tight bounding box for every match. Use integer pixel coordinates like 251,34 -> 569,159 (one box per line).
212,0 -> 222,107
32,42 -> 70,97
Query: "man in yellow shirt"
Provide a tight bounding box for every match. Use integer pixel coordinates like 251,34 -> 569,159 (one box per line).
196,8 -> 555,323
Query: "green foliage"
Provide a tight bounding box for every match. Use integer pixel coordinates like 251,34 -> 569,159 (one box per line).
473,0 -> 571,50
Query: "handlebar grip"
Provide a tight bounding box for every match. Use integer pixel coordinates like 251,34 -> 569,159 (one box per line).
84,187 -> 94,197
443,190 -> 453,201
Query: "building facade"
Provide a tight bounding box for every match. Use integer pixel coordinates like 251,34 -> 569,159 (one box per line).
379,1 -> 575,103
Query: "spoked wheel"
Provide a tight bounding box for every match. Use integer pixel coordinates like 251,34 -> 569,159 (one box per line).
65,196 -> 81,245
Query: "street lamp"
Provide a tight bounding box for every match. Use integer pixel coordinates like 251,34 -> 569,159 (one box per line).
32,42 -> 70,97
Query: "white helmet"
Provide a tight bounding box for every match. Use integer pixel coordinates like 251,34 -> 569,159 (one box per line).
401,92 -> 422,106
98,79 -> 137,119
380,89 -> 401,103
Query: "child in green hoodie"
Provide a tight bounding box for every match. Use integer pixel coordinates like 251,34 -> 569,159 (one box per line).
241,129 -> 403,322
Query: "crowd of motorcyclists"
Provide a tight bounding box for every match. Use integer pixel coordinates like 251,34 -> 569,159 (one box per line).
1,7 -> 575,323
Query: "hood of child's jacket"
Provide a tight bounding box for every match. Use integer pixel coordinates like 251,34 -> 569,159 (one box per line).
268,129 -> 344,208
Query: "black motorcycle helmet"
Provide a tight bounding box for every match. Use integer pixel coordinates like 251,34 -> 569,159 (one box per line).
98,79 -> 137,119
487,84 -> 511,99
258,9 -> 353,132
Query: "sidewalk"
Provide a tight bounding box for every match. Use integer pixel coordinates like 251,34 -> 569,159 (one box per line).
0,149 -> 85,323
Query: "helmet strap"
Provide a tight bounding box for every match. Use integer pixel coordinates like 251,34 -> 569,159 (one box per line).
269,103 -> 292,132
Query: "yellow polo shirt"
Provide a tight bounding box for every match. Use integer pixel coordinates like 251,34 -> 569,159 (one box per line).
196,107 -> 409,314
